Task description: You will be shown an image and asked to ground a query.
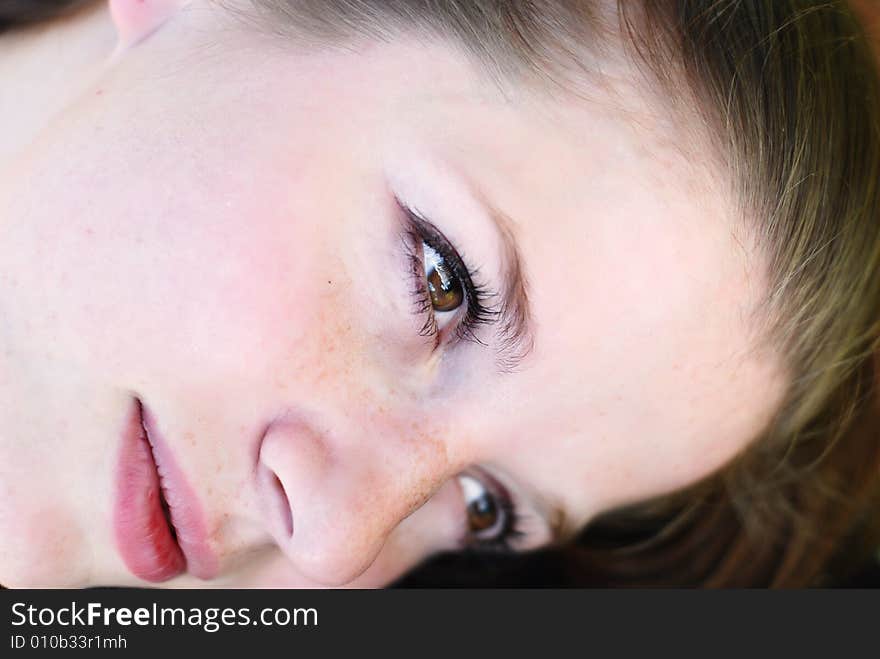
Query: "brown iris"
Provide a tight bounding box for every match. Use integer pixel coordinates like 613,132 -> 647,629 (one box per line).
467,491 -> 499,532
424,245 -> 464,312
459,473 -> 500,534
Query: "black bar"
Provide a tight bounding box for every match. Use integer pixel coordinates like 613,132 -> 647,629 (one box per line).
1,589 -> 878,653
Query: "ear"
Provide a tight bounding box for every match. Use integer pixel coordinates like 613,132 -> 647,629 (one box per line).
109,0 -> 190,49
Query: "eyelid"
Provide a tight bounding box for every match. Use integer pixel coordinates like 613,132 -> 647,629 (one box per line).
398,223 -> 462,345
385,165 -> 534,373
476,464 -> 557,550
394,196 -> 501,347
456,466 -> 520,550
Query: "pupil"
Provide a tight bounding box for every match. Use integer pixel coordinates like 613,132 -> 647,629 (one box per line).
426,262 -> 463,312
467,493 -> 498,532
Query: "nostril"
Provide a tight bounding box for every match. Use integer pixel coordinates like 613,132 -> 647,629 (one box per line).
257,463 -> 294,540
271,472 -> 294,539
255,411 -> 331,554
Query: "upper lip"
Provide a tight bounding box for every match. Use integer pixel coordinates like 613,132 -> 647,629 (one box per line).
137,399 -> 219,580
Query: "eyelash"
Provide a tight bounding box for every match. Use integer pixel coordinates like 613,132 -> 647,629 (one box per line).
471,497 -> 527,554
396,199 -> 499,347
461,468 -> 526,554
458,470 -> 528,554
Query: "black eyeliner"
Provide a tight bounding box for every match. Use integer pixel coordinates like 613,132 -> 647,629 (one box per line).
395,198 -> 501,347
470,498 -> 527,554
459,469 -> 528,554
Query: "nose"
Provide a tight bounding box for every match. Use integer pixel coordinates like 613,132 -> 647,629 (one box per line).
255,409 -> 452,586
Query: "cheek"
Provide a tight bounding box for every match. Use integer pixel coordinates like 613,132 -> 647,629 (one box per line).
132,188 -> 357,387
0,504 -> 87,587
258,255 -> 376,401
214,545 -> 415,587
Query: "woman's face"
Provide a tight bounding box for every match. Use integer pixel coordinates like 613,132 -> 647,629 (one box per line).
0,2 -> 787,587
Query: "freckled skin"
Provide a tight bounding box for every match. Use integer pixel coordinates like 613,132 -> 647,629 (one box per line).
0,1 -> 788,587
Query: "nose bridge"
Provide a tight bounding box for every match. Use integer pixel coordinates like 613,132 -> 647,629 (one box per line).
257,400 -> 456,586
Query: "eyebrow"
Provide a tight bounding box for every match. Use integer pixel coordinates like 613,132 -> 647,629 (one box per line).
470,193 -> 536,373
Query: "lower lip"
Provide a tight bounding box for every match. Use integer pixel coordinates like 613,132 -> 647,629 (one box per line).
113,398 -> 217,582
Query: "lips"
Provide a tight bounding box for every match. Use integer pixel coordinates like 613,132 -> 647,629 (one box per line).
113,398 -> 218,582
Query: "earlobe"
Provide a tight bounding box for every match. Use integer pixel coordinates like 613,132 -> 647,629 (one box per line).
109,0 -> 189,49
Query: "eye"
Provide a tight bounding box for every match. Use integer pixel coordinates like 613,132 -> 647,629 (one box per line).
423,243 -> 464,313
456,471 -> 522,551
459,473 -> 500,534
396,198 -> 498,347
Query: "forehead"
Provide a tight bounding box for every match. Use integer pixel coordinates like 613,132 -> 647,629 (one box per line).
362,37 -> 774,377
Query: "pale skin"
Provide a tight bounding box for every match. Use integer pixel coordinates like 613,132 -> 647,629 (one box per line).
0,0 -> 788,587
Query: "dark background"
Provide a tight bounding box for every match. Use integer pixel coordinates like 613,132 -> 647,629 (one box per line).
393,542 -> 880,588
